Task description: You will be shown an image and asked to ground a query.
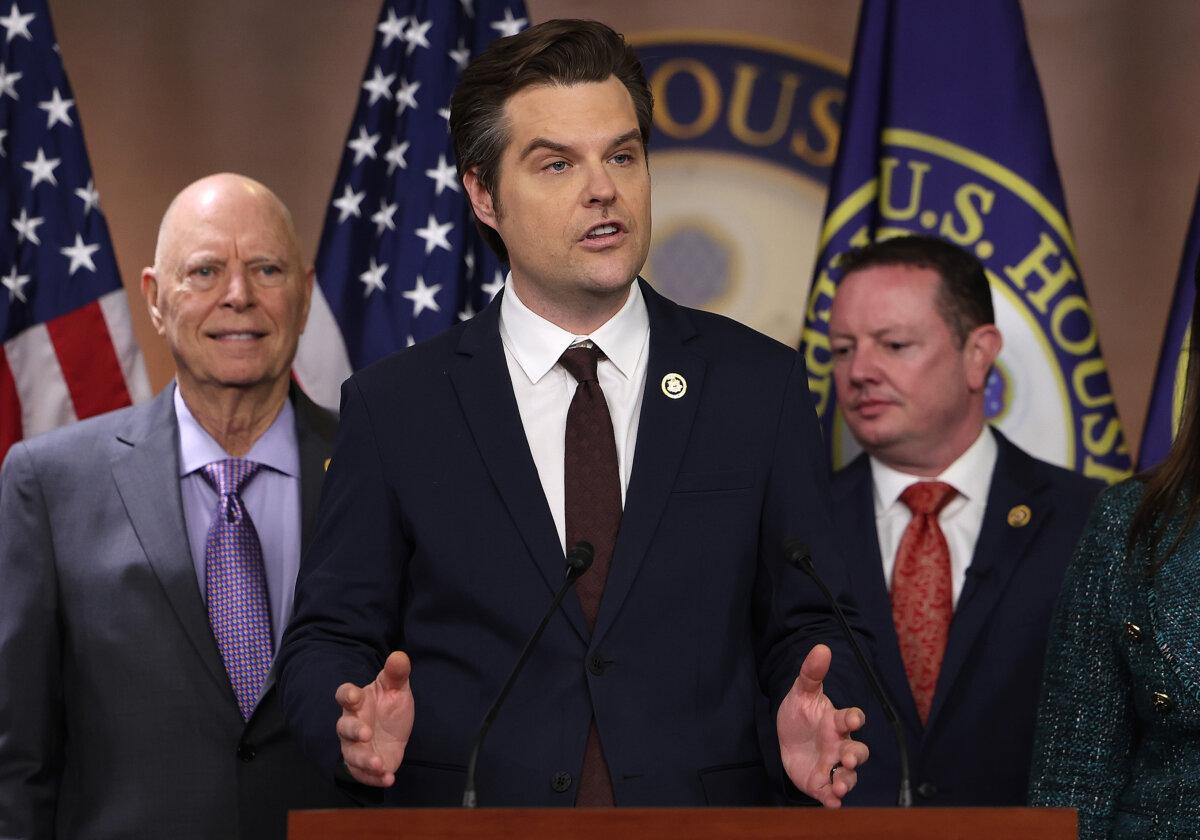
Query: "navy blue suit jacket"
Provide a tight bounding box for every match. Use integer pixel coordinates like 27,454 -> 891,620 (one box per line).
836,431 -> 1101,806
279,280 -> 863,806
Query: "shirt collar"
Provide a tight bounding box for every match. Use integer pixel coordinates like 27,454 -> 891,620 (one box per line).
174,383 -> 299,478
869,426 -> 998,513
499,274 -> 649,384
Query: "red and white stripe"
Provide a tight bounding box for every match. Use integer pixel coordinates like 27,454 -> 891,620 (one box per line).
1,289 -> 150,463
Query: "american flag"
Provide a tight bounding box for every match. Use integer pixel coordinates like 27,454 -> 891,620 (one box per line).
0,0 -> 148,463
294,0 -> 528,410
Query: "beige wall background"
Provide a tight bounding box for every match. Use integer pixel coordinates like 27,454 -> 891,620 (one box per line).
52,0 -> 1200,453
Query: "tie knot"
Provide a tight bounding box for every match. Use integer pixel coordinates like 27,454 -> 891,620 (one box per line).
559,344 -> 602,384
200,458 -> 263,497
900,481 -> 957,516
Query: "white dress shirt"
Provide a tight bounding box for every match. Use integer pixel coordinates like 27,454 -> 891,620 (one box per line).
870,427 -> 998,607
499,276 -> 651,552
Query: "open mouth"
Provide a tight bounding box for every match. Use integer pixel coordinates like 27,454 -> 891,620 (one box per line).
583,221 -> 625,242
208,331 -> 266,342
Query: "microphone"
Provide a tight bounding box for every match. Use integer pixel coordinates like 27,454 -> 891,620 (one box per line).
462,541 -> 594,807
782,539 -> 913,808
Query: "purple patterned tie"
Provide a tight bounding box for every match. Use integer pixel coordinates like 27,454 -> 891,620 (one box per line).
560,344 -> 621,806
200,458 -> 273,721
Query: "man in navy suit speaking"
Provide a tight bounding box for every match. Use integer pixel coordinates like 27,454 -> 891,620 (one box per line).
826,235 -> 1101,806
279,18 -> 867,808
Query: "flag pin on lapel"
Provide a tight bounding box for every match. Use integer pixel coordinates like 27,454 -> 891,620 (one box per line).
1007,504 -> 1031,527
661,373 -> 687,399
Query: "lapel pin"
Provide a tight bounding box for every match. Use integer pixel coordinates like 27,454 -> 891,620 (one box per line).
323,458 -> 331,472
661,372 -> 687,399
1007,504 -> 1031,527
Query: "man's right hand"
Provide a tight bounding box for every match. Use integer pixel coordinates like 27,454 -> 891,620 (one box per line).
335,650 -> 414,787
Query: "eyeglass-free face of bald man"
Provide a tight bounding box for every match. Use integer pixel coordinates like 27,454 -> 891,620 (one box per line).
825,234 -> 1102,806
279,20 -> 870,808
0,174 -> 346,839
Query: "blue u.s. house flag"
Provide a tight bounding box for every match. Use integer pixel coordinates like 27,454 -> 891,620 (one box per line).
294,0 -> 528,410
800,0 -> 1131,483
1138,183 -> 1200,470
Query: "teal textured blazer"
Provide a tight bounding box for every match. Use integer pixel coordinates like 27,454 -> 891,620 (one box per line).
1029,480 -> 1200,838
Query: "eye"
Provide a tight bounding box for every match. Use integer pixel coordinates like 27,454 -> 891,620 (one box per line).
545,160 -> 569,173
830,344 -> 851,359
187,264 -> 220,287
610,152 -> 633,165
885,341 -> 910,352
255,263 -> 287,286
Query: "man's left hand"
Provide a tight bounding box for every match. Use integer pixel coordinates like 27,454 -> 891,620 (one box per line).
777,643 -> 869,807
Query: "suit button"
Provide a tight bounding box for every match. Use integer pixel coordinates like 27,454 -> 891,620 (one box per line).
237,742 -> 256,762
1152,691 -> 1174,714
1125,622 -> 1142,642
588,653 -> 610,676
916,782 -> 938,799
551,770 -> 573,792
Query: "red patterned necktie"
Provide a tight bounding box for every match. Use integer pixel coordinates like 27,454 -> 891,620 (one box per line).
200,458 -> 273,721
559,344 -> 621,806
891,481 -> 957,726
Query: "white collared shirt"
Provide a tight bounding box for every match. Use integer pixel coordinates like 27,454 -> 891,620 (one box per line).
499,276 -> 651,552
870,427 -> 998,607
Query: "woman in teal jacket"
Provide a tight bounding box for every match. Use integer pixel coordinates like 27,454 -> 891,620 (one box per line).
1029,268 -> 1200,837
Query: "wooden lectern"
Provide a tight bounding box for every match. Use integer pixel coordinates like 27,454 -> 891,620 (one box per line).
290,807 -> 1076,839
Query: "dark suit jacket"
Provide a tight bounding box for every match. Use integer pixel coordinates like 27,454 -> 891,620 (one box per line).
836,430 -> 1101,806
279,280 -> 863,807
0,385 -> 346,840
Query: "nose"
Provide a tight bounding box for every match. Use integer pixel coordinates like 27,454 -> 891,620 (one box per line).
584,162 -> 617,207
846,343 -> 880,386
219,266 -> 254,311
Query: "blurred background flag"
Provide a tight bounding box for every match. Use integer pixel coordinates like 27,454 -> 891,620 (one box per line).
799,0 -> 1131,482
0,0 -> 149,464
1137,183 -> 1199,470
294,0 -> 528,411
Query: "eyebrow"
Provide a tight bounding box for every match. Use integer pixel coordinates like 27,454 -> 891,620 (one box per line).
518,129 -> 644,161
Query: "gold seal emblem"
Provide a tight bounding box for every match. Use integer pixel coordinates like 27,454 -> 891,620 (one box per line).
1007,504 -> 1032,528
661,372 -> 687,399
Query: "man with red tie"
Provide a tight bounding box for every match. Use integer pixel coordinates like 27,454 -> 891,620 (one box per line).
826,234 -> 1101,806
279,19 -> 870,808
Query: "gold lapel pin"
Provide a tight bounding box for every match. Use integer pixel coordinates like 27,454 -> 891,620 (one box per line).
1007,504 -> 1031,527
323,458 -> 331,472
661,372 -> 687,399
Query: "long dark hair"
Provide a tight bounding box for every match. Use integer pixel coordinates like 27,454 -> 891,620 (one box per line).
1128,258 -> 1200,574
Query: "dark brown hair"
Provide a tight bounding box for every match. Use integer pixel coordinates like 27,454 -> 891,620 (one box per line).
1127,257 -> 1200,574
449,18 -> 653,263
837,234 -> 995,346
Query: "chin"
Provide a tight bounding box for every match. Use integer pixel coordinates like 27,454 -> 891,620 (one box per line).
584,269 -> 639,295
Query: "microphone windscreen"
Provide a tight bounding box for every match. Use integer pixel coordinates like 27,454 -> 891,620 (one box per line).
566,541 -> 594,574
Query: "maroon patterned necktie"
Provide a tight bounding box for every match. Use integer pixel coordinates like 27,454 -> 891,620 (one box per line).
891,481 -> 957,725
559,344 -> 621,806
200,458 -> 273,721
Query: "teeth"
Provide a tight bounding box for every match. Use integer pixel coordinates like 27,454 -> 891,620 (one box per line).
217,333 -> 258,340
588,224 -> 618,238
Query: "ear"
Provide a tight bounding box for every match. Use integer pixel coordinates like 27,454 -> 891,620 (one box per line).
462,167 -> 499,231
141,267 -> 166,335
963,324 -> 1003,392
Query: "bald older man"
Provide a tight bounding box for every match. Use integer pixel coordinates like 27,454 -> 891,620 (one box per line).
0,174 -> 345,840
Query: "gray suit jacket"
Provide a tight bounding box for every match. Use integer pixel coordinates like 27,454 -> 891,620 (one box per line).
0,385 -> 346,840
